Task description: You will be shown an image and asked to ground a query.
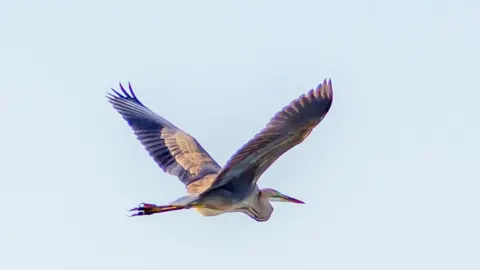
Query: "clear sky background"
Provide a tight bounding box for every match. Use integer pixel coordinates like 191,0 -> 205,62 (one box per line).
1,1 -> 479,269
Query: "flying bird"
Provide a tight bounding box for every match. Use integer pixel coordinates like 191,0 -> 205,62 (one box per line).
107,79 -> 333,222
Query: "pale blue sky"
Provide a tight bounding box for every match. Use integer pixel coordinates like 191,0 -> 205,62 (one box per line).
1,1 -> 479,269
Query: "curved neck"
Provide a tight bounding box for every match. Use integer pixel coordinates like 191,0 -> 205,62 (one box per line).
244,188 -> 273,222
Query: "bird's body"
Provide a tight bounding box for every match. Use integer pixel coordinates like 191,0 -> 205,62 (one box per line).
175,185 -> 276,221
170,185 -> 271,220
107,79 -> 333,222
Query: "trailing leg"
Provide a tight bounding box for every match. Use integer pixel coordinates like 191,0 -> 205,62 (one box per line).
128,203 -> 188,217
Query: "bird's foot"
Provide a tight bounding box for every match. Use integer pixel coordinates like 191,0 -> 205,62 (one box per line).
128,203 -> 186,217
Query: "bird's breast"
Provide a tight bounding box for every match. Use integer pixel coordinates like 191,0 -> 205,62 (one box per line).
194,208 -> 226,216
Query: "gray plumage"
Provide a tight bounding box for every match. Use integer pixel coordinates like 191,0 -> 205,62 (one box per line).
107,79 -> 333,222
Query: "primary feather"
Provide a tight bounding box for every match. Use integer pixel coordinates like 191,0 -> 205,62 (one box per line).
107,83 -> 222,188
205,79 -> 333,192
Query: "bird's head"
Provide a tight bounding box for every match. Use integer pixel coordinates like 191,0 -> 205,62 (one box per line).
260,188 -> 305,204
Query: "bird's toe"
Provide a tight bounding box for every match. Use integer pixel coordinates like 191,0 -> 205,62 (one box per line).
128,202 -> 158,216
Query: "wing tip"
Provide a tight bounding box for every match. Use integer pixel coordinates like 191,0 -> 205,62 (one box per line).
107,81 -> 145,106
315,78 -> 333,101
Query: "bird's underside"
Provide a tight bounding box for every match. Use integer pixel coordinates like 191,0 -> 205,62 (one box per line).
107,79 -> 333,220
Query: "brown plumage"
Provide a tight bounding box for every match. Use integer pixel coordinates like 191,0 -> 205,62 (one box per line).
107,86 -> 222,189
107,79 -> 333,221
204,79 -> 333,192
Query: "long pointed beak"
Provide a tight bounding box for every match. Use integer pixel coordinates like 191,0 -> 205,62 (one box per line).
282,195 -> 305,204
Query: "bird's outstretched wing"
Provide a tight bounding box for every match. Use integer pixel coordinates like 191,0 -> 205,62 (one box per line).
107,83 -> 222,187
205,79 -> 333,192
